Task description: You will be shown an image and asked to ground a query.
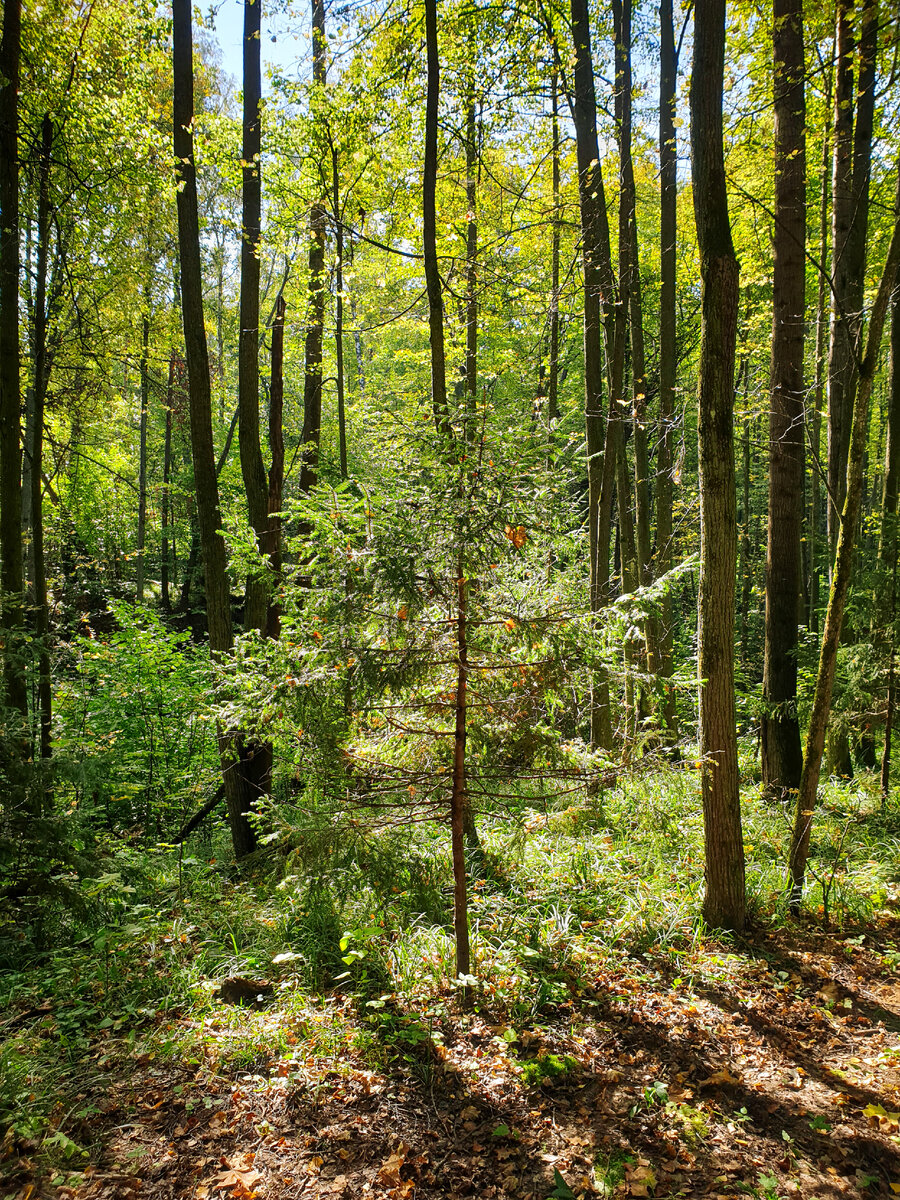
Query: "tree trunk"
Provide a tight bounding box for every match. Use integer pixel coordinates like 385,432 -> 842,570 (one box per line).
451,558 -> 472,993
332,146 -> 348,480
548,69 -> 560,436
173,0 -> 257,860
691,0 -> 745,931
879,269 -> 900,798
761,0 -> 805,803
825,0 -> 856,560
464,84 -> 478,418
788,167 -> 900,909
161,350 -> 175,612
301,0 -> 327,494
267,293 -> 286,639
31,113 -> 53,780
238,0 -> 270,635
137,306 -> 150,604
656,0 -> 678,743
569,0 -> 615,750
423,0 -> 449,437
0,0 -> 27,725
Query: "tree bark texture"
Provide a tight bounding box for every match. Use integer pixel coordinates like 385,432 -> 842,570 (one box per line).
788,167 -> 900,908
761,0 -> 805,802
691,0 -> 745,931
423,0 -> 449,437
173,0 -> 257,860
301,0 -> 327,493
267,293 -> 286,639
0,0 -> 27,723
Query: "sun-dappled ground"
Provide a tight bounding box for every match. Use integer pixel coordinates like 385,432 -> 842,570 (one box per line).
5,771 -> 900,1199
6,922 -> 900,1199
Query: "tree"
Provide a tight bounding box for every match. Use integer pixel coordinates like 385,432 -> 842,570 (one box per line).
761,0 -> 805,802
691,0 -> 745,931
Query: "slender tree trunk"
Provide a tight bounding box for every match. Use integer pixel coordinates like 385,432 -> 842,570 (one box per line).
691,0 -> 745,931
569,0 -> 615,749
657,0 -> 678,742
161,350 -> 175,612
349,223 -> 366,396
332,146 -> 348,479
826,0 -> 856,559
761,0 -> 805,802
173,0 -> 257,860
31,113 -> 53,779
267,293 -> 286,639
788,168 -> 900,908
301,0 -> 327,493
451,557 -> 472,992
423,0 -> 449,437
464,84 -> 478,417
738,361 -> 751,663
879,270 -> 900,798
238,0 -> 270,635
0,0 -> 27,725
809,60 -> 833,635
548,69 -> 560,435
137,305 -> 150,604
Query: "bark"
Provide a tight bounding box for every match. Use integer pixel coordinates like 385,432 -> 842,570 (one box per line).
300,0 -> 327,494
569,0 -> 615,749
161,350 -> 175,612
137,307 -> 150,604
31,113 -> 53,778
423,0 -> 449,437
548,69 -> 560,434
656,0 -> 678,741
691,0 -> 745,931
332,146 -> 348,479
173,0 -> 257,860
761,0 -> 805,802
238,0 -> 270,635
464,85 -> 478,417
879,269 -> 900,798
809,61 -> 833,634
266,293 -> 286,639
788,167 -> 900,909
0,0 -> 27,724
451,560 -> 472,994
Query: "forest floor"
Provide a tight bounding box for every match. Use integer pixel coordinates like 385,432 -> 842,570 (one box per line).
6,918 -> 900,1200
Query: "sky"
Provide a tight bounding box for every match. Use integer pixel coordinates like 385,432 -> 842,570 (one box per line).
207,0 -> 310,88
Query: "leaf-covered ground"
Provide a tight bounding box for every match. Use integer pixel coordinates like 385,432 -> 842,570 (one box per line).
6,921 -> 900,1200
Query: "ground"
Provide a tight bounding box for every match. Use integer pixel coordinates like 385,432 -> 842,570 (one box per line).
5,921 -> 900,1200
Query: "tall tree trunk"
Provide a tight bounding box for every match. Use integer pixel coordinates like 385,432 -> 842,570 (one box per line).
788,168 -> 900,909
137,304 -> 150,604
332,146 -> 348,479
173,0 -> 257,860
878,269 -> 900,798
569,0 -> 615,749
423,0 -> 449,437
31,113 -> 53,779
761,0 -> 805,802
809,59 -> 833,635
238,0 -> 270,635
267,293 -> 286,639
301,0 -> 327,493
0,0 -> 27,726
656,0 -> 678,742
464,83 -> 478,417
548,68 -> 560,435
691,0 -> 745,931
161,350 -> 175,612
451,557 -> 472,991
825,0 -> 857,559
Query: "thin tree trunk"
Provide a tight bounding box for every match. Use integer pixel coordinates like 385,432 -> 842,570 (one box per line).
451,557 -> 472,992
173,0 -> 257,860
879,269 -> 900,798
238,0 -> 270,635
301,0 -> 327,493
31,113 -> 53,779
569,0 -> 615,749
161,350 -> 175,612
656,0 -> 678,742
691,0 -> 745,931
423,0 -> 449,437
137,305 -> 150,604
809,59 -> 833,635
0,0 -> 27,725
464,84 -> 478,417
332,146 -> 348,479
761,0 -> 805,802
739,361 -> 751,663
267,293 -> 286,639
788,168 -> 900,908
548,69 -> 560,435
826,0 -> 856,560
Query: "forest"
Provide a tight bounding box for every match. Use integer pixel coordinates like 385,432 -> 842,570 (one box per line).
2,0 -> 900,1193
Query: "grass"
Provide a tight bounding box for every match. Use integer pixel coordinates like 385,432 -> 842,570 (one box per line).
3,757 -> 900,1183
